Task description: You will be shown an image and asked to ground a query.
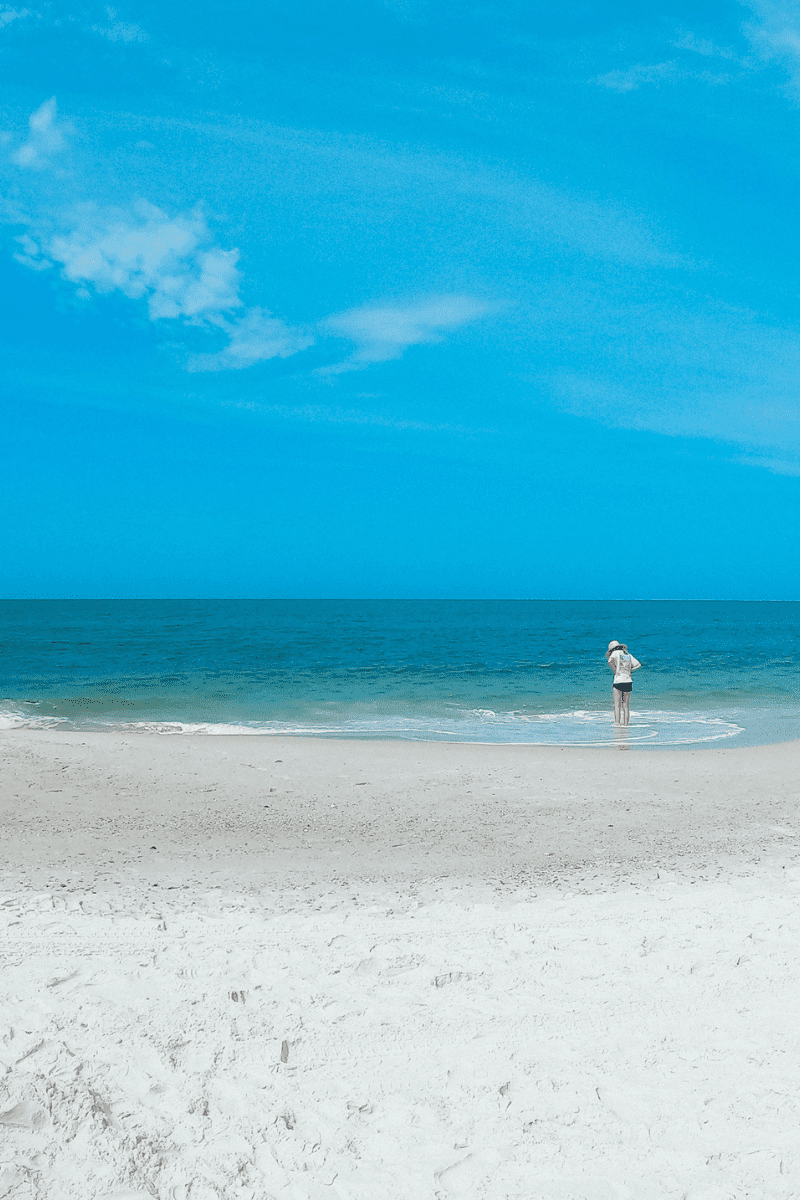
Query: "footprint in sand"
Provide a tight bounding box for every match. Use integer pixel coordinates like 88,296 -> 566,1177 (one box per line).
433,971 -> 471,988
435,1151 -> 499,1196
0,1100 -> 47,1130
0,1168 -> 26,1193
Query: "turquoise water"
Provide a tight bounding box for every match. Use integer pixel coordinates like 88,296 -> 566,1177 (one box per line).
1,600 -> 799,748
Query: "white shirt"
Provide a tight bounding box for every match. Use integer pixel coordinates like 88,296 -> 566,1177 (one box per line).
609,650 -> 641,684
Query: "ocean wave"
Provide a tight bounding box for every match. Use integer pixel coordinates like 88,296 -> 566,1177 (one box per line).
0,705 -> 743,745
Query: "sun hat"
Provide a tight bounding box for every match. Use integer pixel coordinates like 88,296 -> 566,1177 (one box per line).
607,640 -> 624,651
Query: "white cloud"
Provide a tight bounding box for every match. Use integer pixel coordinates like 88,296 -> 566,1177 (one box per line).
187,307 -> 314,371
319,294 -> 493,371
594,62 -> 680,93
11,96 -> 71,169
8,151 -> 314,370
19,199 -> 243,321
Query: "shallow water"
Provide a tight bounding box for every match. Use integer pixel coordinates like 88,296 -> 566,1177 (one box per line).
1,599 -> 799,747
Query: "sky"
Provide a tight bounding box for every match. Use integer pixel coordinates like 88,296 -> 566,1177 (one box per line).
2,0 -> 800,598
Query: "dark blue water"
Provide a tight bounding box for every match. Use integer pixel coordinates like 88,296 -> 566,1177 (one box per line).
1,600 -> 799,747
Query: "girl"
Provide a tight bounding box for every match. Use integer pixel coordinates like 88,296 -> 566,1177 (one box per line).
606,640 -> 642,726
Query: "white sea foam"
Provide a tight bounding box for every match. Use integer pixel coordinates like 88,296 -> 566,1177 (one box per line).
0,709 -> 67,731
136,709 -> 742,746
105,720 -> 269,735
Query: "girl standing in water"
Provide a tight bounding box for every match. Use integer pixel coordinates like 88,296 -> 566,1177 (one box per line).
606,640 -> 642,726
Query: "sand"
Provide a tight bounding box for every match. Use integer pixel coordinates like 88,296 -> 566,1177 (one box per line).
1,731 -> 799,1199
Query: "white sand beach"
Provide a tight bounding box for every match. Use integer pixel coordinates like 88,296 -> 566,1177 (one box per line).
1,731 -> 799,1199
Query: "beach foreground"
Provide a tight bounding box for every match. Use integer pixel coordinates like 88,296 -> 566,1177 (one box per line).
1,733 -> 799,1199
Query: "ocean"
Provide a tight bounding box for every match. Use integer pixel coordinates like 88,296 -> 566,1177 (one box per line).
1,600 -> 798,748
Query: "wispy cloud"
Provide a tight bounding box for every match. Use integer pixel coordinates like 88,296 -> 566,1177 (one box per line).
742,0 -> 800,84
11,96 -> 71,170
594,61 -> 680,93
91,5 -> 147,42
594,35 -> 747,95
319,295 -> 494,372
117,110 -> 685,270
0,2 -> 145,41
545,302 -> 800,467
733,454 -> 800,474
223,399 -> 484,433
187,308 -> 313,371
0,6 -> 32,28
674,31 -> 746,62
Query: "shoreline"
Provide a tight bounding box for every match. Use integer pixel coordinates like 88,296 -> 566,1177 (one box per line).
6,694 -> 796,749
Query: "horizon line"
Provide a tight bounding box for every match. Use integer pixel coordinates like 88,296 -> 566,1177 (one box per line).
1,597 -> 797,604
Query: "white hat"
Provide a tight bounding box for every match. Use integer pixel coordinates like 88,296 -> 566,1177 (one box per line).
608,640 -> 623,651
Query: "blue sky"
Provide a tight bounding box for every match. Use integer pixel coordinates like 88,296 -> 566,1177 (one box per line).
2,0 -> 800,597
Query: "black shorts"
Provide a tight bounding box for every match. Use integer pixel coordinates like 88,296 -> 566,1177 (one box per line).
613,682 -> 632,692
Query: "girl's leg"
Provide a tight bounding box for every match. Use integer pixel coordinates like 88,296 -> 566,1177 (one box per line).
613,687 -> 622,724
620,690 -> 631,726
